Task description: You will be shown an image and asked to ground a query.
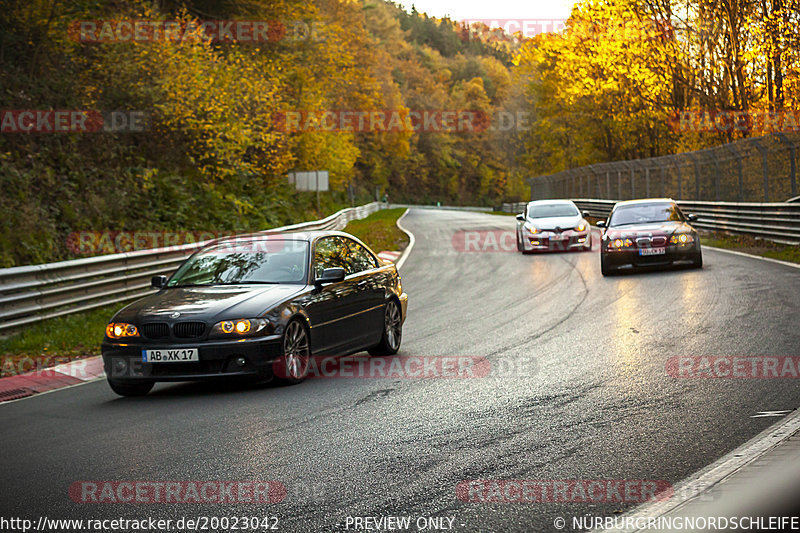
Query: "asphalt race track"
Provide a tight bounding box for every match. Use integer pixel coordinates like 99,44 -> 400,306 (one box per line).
2,208 -> 800,532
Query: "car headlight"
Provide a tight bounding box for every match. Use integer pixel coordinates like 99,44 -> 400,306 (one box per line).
211,318 -> 269,337
670,233 -> 694,244
609,238 -> 633,249
574,223 -> 587,232
527,225 -> 538,234
106,322 -> 139,339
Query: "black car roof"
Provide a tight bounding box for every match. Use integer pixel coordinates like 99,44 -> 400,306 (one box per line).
203,230 -> 375,254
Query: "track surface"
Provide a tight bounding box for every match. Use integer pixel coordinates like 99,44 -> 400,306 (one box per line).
2,208 -> 800,532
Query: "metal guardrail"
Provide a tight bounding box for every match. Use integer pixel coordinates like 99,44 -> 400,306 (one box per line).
502,200 -> 800,244
0,202 -> 384,334
390,203 -> 493,212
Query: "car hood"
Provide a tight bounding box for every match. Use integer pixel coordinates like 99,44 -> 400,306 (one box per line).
605,221 -> 693,239
113,284 -> 304,323
525,215 -> 582,230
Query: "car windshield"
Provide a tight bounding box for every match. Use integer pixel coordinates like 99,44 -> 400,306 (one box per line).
527,203 -> 579,218
166,240 -> 309,286
608,203 -> 684,226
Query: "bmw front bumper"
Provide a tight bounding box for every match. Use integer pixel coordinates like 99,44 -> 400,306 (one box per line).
602,242 -> 701,269
102,335 -> 283,382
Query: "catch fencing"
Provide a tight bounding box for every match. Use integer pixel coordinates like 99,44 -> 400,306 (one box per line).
526,133 -> 800,203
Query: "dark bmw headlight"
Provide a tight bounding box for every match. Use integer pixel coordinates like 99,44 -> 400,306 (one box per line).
669,233 -> 695,244
607,238 -> 633,250
210,318 -> 270,338
106,322 -> 139,339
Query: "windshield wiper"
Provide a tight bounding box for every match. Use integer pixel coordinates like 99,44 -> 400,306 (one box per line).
215,281 -> 281,285
609,221 -> 667,227
168,281 -> 282,287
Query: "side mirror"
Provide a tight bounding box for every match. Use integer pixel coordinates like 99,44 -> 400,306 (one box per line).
515,214 -> 525,222
151,275 -> 167,289
315,267 -> 345,287
687,214 -> 698,222
596,220 -> 606,228
582,210 -> 591,218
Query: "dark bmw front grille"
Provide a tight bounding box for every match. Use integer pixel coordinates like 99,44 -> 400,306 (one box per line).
174,321 -> 206,338
141,322 -> 170,339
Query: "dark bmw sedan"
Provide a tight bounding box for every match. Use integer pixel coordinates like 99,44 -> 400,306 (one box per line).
597,199 -> 703,276
101,231 -> 408,396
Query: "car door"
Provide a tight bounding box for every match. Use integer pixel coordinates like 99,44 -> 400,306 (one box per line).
343,237 -> 385,343
303,236 -> 363,354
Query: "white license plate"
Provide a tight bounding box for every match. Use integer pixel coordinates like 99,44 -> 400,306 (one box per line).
142,348 -> 198,363
550,234 -> 566,241
639,247 -> 666,256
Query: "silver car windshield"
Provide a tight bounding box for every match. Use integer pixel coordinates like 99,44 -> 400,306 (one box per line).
527,204 -> 579,218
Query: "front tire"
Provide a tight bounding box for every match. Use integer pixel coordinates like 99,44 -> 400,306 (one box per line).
107,379 -> 154,397
274,319 -> 311,384
516,230 -> 523,252
692,252 -> 703,268
369,299 -> 402,356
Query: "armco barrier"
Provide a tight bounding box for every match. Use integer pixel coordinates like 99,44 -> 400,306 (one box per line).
0,202 -> 383,334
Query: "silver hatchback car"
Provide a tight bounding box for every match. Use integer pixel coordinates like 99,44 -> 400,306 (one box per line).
515,200 -> 593,253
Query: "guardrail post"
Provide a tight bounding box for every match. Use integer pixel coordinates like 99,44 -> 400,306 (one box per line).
750,138 -> 770,202
775,133 -> 797,198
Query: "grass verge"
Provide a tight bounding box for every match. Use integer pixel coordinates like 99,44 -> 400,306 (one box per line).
701,232 -> 800,264
0,304 -> 120,377
342,207 -> 410,253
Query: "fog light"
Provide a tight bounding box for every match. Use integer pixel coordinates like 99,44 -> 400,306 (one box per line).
532,240 -> 539,245
235,357 -> 247,367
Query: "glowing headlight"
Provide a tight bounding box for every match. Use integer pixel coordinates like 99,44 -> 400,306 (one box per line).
106,322 -> 139,339
527,225 -> 538,234
609,238 -> 633,249
212,318 -> 268,336
670,233 -> 694,244
575,223 -> 587,232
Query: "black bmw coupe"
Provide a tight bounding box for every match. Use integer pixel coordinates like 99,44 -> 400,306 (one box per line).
597,199 -> 703,276
101,231 -> 408,396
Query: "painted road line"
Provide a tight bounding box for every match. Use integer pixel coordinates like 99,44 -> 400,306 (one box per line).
395,208 -> 415,270
596,407 -> 800,532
